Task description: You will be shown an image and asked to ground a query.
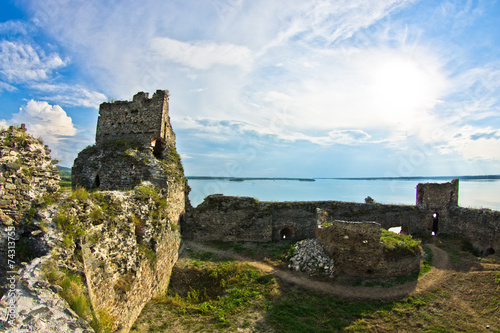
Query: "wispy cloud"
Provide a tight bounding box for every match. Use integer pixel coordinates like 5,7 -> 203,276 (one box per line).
31,83 -> 106,108
0,81 -> 17,93
0,40 -> 66,82
150,37 -> 254,70
7,0 -> 500,175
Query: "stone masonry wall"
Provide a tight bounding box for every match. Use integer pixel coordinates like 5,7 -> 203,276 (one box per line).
184,195 -> 318,242
185,195 -> 427,243
416,178 -> 459,210
186,180 -> 500,254
73,90 -> 182,192
0,125 -> 60,291
447,206 -> 500,254
96,90 -> 175,149
316,220 -> 421,278
0,125 -> 59,223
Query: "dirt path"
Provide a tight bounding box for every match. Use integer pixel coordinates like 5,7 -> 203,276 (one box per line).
183,241 -> 452,301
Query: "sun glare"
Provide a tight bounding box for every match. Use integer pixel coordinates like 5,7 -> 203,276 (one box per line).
369,58 -> 437,119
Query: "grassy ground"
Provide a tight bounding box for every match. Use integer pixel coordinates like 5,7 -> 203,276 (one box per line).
131,236 -> 500,332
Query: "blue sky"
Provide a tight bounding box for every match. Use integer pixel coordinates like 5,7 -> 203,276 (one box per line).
1,0 -> 500,178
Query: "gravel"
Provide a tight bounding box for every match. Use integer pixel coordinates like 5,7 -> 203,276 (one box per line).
287,239 -> 335,278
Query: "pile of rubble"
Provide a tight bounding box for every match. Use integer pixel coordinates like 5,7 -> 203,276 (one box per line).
287,239 -> 335,278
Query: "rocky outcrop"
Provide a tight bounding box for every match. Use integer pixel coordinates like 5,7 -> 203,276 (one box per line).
72,142 -> 185,191
0,204 -> 94,332
54,179 -> 186,332
68,90 -> 188,331
0,125 -> 60,294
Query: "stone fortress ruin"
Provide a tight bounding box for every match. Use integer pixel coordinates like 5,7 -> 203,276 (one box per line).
95,90 -> 176,153
2,90 -> 499,331
72,89 -> 499,279
72,90 -> 183,191
72,90 -> 499,279
69,90 -> 189,331
184,175 -> 499,278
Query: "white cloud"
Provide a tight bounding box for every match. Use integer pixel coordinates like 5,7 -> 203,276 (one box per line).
0,20 -> 33,35
151,37 -> 254,70
256,47 -> 448,135
0,81 -> 17,92
1,100 -> 82,165
436,126 -> 500,161
15,0 -> 500,174
281,0 -> 415,46
0,40 -> 66,82
174,116 -> 374,146
31,83 -> 106,108
11,100 -> 76,140
328,130 -> 371,145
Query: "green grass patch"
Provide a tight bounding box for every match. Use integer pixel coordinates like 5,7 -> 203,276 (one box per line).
267,290 -> 397,332
151,261 -> 279,330
381,229 -> 421,256
419,246 -> 434,277
42,260 -> 115,332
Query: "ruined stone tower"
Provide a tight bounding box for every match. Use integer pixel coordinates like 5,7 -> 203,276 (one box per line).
72,90 -> 185,191
95,90 -> 175,157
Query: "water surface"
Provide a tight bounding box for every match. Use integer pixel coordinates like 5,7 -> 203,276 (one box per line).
187,177 -> 500,211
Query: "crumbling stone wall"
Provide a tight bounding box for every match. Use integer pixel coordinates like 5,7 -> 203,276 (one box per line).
96,90 -> 175,149
185,180 -> 499,255
184,195 -> 317,242
417,178 -> 459,210
0,125 -> 59,223
73,90 -> 184,192
185,195 -> 426,243
0,125 -> 60,291
316,220 -> 421,278
447,206 -> 500,254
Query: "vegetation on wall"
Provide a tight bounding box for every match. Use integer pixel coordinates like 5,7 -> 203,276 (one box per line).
381,229 -> 422,256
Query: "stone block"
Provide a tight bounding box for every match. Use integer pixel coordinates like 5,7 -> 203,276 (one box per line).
6,163 -> 21,170
0,199 -> 11,206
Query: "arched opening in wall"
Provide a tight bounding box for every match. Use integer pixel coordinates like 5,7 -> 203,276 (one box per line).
152,138 -> 165,159
432,212 -> 439,235
484,247 -> 496,256
279,227 -> 294,240
94,174 -> 100,188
